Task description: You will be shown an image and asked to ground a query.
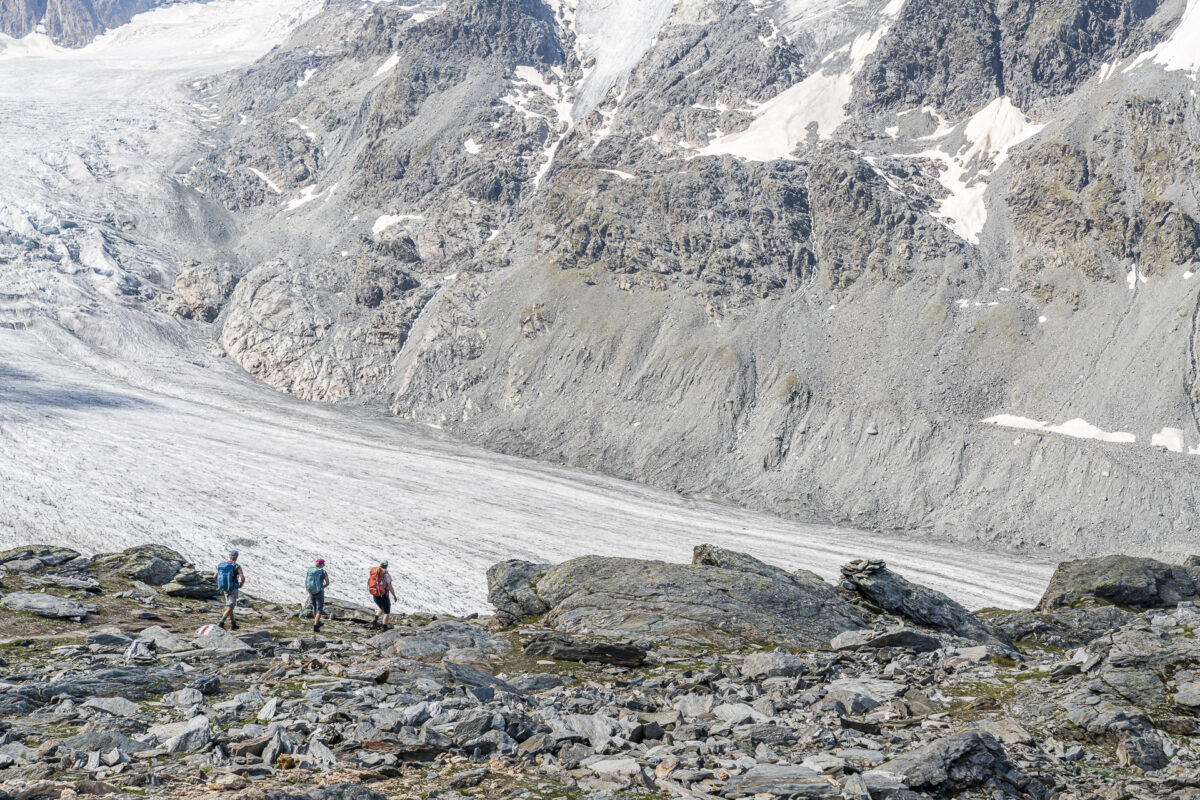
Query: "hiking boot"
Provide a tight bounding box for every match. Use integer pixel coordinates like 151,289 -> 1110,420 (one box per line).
312,623 -> 319,632
217,619 -> 227,629
230,620 -> 240,631
382,624 -> 392,631
369,618 -> 379,629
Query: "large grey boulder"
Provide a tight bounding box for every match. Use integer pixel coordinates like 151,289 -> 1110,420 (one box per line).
486,560 -> 551,627
90,545 -> 186,586
841,560 -> 1013,653
0,545 -> 80,569
868,731 -> 1048,798
721,764 -> 836,798
1037,555 -> 1198,610
1,591 -> 89,620
490,547 -> 865,648
161,569 -> 221,600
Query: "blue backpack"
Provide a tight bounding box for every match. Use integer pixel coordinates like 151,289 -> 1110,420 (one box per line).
305,567 -> 324,595
216,561 -> 238,591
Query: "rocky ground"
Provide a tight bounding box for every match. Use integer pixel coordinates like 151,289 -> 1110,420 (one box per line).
1,544 -> 1199,800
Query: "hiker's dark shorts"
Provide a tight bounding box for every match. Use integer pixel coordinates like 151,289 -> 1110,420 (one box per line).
310,592 -> 325,615
372,594 -> 391,614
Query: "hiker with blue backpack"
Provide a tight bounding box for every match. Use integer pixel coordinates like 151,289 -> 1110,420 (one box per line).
306,558 -> 331,632
213,550 -> 245,630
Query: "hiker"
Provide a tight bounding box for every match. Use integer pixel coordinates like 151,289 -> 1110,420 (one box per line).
306,557 -> 331,632
213,550 -> 245,630
368,560 -> 397,630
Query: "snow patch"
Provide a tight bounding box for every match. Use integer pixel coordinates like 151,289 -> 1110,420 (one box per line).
296,67 -> 316,87
372,213 -> 424,236
600,168 -> 636,180
464,138 -> 481,154
701,21 -> 894,160
916,97 -> 1044,244
284,184 -> 322,211
374,53 -> 400,77
247,167 -> 282,194
983,415 -> 1136,444
1127,0 -> 1200,75
1151,427 -> 1186,452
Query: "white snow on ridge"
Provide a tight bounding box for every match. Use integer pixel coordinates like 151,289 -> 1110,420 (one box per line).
372,213 -> 424,235
984,415 -> 1136,444
919,97 -> 1044,244
1128,0 -> 1200,75
248,167 -> 283,194
374,53 -> 400,77
701,1 -> 903,161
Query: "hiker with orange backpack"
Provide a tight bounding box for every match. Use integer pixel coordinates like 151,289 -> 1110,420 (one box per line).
368,560 -> 397,630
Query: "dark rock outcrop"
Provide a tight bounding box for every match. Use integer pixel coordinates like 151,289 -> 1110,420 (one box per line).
90,545 -> 186,586
490,547 -> 865,648
841,560 -> 1015,652
1037,555 -> 1198,610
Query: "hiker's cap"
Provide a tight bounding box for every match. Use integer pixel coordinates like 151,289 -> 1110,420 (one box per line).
229,550 -> 239,557
316,558 -> 325,565
381,560 -> 389,567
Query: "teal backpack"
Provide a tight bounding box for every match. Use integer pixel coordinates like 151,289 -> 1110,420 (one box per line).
216,561 -> 237,591
305,567 -> 324,595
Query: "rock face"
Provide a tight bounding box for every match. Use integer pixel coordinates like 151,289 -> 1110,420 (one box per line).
1037,555 -> 1198,610
840,559 -> 1014,652
489,546 -> 865,648
162,0 -> 1200,564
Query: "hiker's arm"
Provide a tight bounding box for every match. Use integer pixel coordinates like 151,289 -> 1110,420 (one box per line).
323,574 -> 330,588
238,567 -> 245,587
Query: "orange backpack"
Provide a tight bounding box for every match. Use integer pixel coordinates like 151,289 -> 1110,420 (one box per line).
368,566 -> 386,597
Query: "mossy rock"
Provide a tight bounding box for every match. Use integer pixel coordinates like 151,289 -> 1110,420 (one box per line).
90,545 -> 186,586
1037,555 -> 1197,611
0,545 -> 80,569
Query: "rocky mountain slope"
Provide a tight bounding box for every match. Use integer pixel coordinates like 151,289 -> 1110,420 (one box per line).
0,0 -> 169,45
154,0 -> 1200,559
1,542 -> 1199,800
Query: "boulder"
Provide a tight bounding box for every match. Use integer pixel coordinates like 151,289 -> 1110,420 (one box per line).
869,731 -> 1046,798
82,697 -> 141,717
2,591 -> 89,620
721,764 -> 836,798
486,560 -> 551,626
742,651 -> 806,679
492,548 -> 864,648
261,785 -> 388,800
161,569 -> 221,600
134,626 -> 192,654
841,560 -> 1013,652
0,545 -> 80,569
1037,555 -> 1197,610
522,632 -> 646,667
832,627 -> 942,653
90,545 -> 186,586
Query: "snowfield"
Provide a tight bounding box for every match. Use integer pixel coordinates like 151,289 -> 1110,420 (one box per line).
0,0 -> 1059,615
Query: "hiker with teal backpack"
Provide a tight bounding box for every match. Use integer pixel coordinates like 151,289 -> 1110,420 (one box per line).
213,550 -> 245,630
306,558 -> 331,632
